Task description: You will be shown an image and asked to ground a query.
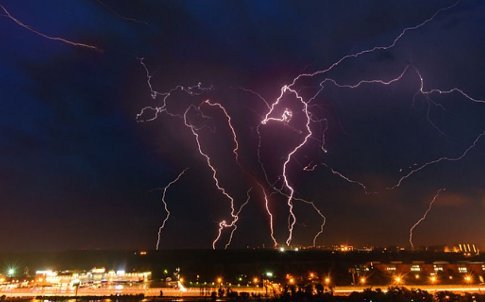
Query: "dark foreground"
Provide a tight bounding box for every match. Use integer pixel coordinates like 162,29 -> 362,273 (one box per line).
2,287 -> 485,302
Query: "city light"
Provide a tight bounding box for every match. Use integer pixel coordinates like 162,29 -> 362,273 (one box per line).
324,277 -> 331,285
216,277 -> 223,284
394,276 -> 403,284
253,277 -> 259,284
464,275 -> 473,283
359,277 -> 366,284
7,268 -> 15,277
429,276 -> 437,283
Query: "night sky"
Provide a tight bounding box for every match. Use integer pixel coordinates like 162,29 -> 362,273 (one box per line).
1,0 -> 485,251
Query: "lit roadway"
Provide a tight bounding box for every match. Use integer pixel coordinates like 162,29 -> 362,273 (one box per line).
2,284 -> 485,297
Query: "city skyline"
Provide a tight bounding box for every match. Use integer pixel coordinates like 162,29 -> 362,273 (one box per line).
1,0 -> 484,251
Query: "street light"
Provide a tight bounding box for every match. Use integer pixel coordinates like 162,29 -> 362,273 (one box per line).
324,277 -> 331,285
359,277 -> 366,285
7,268 -> 15,277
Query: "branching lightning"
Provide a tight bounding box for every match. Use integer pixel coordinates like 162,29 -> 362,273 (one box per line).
155,168 -> 189,250
182,105 -> 242,249
288,0 -> 461,89
219,187 -> 252,250
5,0 -> 481,249
261,86 -> 313,246
409,188 -> 446,250
137,0 -> 485,249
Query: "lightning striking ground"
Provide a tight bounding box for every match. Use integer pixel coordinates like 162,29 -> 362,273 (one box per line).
409,188 -> 446,250
155,168 -> 189,251
262,86 -> 313,246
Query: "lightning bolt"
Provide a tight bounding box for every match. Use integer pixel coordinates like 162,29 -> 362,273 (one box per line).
304,162 -> 376,195
301,64 -> 485,192
155,168 -> 189,250
203,99 -> 281,247
295,196 -> 326,248
202,100 -> 240,160
270,186 -> 327,248
409,188 -> 446,250
258,184 -> 278,247
0,4 -> 100,51
94,0 -> 150,26
217,187 -> 252,250
388,129 -> 485,190
261,86 -> 313,246
288,0 -> 461,89
136,58 -> 212,121
231,86 -> 271,109
183,104 -> 243,249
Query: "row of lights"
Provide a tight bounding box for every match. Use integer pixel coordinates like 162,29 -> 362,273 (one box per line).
187,273 -> 475,287
392,274 -> 474,284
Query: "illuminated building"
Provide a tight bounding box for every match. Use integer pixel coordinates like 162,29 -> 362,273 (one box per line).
34,268 -> 151,288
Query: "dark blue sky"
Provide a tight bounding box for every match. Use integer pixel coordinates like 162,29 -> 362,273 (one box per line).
1,0 -> 484,251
